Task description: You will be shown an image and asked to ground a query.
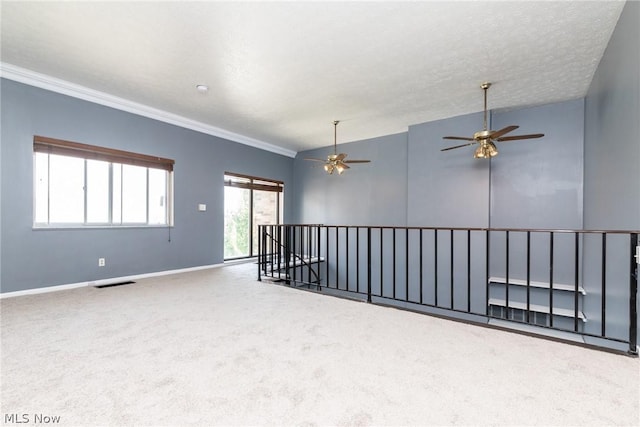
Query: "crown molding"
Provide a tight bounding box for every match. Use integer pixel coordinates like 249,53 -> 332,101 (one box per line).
0,62 -> 297,158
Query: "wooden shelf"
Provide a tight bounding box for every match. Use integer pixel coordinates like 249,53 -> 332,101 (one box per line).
489,276 -> 586,295
488,298 -> 587,322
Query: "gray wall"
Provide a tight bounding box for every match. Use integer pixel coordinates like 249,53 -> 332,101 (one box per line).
490,99 -> 584,230
292,132 -> 408,226
1,79 -> 293,292
583,0 -> 639,343
407,112 -> 490,228
295,100 -> 585,231
584,0 -> 639,231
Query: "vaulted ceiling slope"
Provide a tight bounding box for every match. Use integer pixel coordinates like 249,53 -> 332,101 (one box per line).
0,1 -> 625,155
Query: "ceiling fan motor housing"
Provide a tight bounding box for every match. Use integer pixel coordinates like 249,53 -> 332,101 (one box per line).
474,130 -> 492,140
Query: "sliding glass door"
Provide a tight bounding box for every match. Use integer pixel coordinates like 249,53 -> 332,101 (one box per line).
224,173 -> 283,260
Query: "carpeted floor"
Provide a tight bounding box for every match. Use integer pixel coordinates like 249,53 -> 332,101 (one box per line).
1,263 -> 638,426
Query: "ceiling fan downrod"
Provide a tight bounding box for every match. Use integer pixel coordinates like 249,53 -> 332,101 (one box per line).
333,120 -> 339,155
481,82 -> 491,131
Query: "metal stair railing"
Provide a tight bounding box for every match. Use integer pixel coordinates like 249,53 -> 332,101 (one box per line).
258,224 -> 323,287
258,224 -> 639,355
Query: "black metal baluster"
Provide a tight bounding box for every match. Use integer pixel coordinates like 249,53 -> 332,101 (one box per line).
526,231 -> 531,324
317,225 -> 321,289
262,224 -> 267,276
467,230 -> 471,313
336,227 -> 339,290
601,233 -> 607,337
307,225 -> 312,284
420,229 -> 424,305
506,230 -> 510,317
276,226 -> 282,279
450,229 -> 454,310
485,229 -> 490,316
270,225 -> 275,277
284,225 -> 292,285
326,225 -> 330,288
367,227 -> 372,303
406,228 -> 409,302
380,228 -> 384,297
549,231 -> 554,328
574,232 -> 579,332
292,225 -> 297,283
629,233 -> 638,355
393,228 -> 397,300
357,227 -> 360,294
434,229 -> 438,307
301,226 -> 305,285
258,225 -> 262,281
346,227 -> 350,292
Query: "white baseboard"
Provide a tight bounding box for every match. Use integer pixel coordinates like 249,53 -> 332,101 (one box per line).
0,263 -> 224,299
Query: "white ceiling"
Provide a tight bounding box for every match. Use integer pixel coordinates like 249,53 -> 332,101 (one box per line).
1,1 -> 625,156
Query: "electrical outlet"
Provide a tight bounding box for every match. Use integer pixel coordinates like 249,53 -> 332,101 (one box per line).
98,258 -> 106,267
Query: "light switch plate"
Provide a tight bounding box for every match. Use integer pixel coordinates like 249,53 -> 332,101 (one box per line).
198,204 -> 207,212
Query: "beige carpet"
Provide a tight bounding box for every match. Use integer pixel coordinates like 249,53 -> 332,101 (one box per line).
1,263 -> 638,426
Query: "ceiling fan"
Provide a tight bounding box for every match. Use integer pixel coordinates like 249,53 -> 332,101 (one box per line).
305,120 -> 371,174
441,82 -> 544,158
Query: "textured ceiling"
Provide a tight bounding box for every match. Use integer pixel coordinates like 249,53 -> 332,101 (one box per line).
0,1 -> 625,154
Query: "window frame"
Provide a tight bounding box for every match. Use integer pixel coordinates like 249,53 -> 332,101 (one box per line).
33,136 -> 174,229
224,172 -> 283,260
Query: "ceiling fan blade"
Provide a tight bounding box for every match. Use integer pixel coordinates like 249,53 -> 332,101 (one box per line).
443,136 -> 475,141
489,125 -> 519,140
441,142 -> 476,151
496,133 -> 545,142
304,157 -> 328,162
336,153 -> 347,161
344,160 -> 371,163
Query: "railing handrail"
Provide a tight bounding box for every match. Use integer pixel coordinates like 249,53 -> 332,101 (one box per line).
264,224 -> 640,234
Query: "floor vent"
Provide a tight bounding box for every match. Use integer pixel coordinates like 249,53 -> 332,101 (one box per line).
94,281 -> 135,289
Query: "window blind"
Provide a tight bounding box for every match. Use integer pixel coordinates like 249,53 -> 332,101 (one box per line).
34,135 -> 174,172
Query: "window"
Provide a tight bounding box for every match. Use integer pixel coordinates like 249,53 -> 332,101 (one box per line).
224,172 -> 283,259
33,136 -> 174,227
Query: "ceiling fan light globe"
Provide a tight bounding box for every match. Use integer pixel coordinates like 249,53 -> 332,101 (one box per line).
487,141 -> 498,157
336,164 -> 345,174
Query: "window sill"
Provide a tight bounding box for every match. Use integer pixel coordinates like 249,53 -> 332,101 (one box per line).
33,225 -> 173,231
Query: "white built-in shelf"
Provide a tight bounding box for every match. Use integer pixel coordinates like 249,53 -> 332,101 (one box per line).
489,276 -> 586,295
276,256 -> 325,269
488,298 -> 587,322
